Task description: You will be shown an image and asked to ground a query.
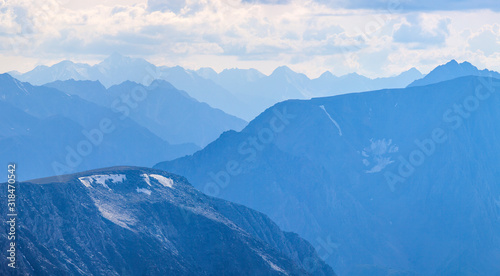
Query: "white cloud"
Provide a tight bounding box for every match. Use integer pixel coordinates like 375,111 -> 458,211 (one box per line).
147,0 -> 186,13
0,0 -> 500,77
393,14 -> 450,47
468,26 -> 500,56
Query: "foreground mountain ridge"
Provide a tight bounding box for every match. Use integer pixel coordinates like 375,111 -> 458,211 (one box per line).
0,166 -> 335,276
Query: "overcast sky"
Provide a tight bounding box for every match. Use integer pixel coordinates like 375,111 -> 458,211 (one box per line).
1,0 -> 500,78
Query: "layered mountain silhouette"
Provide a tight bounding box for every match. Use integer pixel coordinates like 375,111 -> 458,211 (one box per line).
197,66 -> 423,120
9,54 -> 249,120
10,53 -> 425,120
156,66 -> 250,119
156,76 -> 500,275
0,167 -> 335,276
45,79 -> 246,147
9,53 -> 158,88
309,68 -> 424,96
0,74 -> 198,181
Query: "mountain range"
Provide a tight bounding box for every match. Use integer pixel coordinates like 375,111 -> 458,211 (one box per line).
9,53 -> 426,120
0,167 -> 335,275
8,54 -> 250,120
155,75 -> 500,275
12,56 -> 500,122
0,73 -> 246,181
44,79 -> 246,147
4,57 -> 500,275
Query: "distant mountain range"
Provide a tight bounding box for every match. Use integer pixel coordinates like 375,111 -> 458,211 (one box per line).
0,74 -> 245,180
156,75 -> 500,275
8,53 -> 157,88
9,53 -> 427,120
8,53 -> 250,120
45,79 -> 246,147
0,167 -> 335,276
198,65 -> 424,98
12,55 -> 500,121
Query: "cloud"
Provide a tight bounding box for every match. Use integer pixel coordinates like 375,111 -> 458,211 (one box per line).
242,0 -> 290,4
302,24 -> 343,41
467,26 -> 500,56
393,16 -> 450,47
147,0 -> 186,13
305,0 -> 500,12
1,0 -> 500,78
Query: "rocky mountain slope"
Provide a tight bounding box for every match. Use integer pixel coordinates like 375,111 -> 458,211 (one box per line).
156,76 -> 500,275
0,167 -> 334,276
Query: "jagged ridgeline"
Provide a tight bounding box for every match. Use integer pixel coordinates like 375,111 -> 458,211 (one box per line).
0,167 -> 335,276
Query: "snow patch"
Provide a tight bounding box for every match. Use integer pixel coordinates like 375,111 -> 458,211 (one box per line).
258,252 -> 288,275
78,174 -> 126,189
79,178 -> 92,188
150,174 -> 174,188
362,139 -> 398,173
136,187 -> 152,195
319,105 -> 342,136
365,157 -> 394,173
94,201 -> 136,230
14,79 -> 29,94
141,174 -> 151,186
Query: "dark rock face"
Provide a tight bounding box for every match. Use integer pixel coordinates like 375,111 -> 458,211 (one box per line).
156,76 -> 500,275
0,167 -> 334,276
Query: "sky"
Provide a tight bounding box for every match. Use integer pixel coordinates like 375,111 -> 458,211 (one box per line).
1,0 -> 500,78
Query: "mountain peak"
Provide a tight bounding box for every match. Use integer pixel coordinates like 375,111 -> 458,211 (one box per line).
340,72 -> 368,81
53,60 -> 77,67
150,79 -> 176,89
0,73 -> 31,95
108,51 -> 126,60
195,67 -> 219,81
440,59 -> 476,71
109,79 -> 142,89
318,71 -> 335,79
100,52 -> 131,65
99,52 -> 153,69
0,72 -> 14,81
196,67 -> 218,75
407,67 -> 421,73
408,60 -> 500,87
398,67 -> 423,78
271,65 -> 294,75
